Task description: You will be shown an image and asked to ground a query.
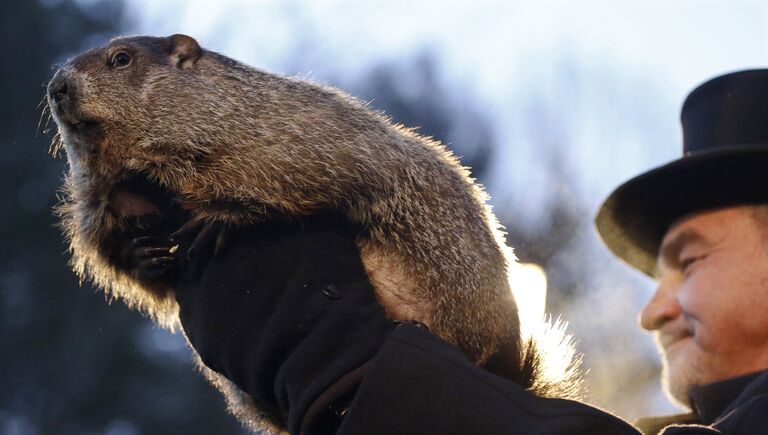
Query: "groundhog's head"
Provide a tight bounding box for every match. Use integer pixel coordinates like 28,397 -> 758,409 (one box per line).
46,35 -> 224,324
47,35 -> 213,182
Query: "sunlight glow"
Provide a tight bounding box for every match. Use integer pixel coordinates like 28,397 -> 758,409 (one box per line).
509,262 -> 547,337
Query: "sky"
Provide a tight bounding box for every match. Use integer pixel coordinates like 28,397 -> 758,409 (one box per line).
116,0 -> 768,420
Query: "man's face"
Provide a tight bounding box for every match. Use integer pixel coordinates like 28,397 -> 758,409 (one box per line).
640,206 -> 768,406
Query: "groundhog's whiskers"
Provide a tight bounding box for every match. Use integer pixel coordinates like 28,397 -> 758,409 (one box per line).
37,94 -> 63,157
48,132 -> 64,157
36,94 -> 51,133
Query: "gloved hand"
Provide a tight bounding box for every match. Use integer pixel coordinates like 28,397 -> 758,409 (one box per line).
171,217 -> 396,434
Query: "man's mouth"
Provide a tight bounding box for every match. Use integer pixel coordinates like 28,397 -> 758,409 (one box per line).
662,335 -> 692,352
659,328 -> 694,352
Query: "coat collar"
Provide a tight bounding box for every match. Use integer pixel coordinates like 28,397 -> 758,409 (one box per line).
689,370 -> 768,424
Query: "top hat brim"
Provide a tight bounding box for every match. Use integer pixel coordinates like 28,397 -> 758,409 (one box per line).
595,144 -> 768,276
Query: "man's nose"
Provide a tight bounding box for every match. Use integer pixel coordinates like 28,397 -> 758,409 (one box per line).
639,280 -> 682,331
48,71 -> 69,104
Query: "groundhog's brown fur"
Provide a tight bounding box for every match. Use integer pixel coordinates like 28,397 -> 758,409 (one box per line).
48,34 -> 578,433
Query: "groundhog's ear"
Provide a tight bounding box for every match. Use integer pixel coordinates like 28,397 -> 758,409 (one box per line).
167,34 -> 202,69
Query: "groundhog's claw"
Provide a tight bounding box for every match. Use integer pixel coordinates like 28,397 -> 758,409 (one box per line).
168,220 -> 205,245
129,236 -> 178,284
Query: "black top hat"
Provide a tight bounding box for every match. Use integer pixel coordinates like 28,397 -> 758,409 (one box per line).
595,69 -> 768,276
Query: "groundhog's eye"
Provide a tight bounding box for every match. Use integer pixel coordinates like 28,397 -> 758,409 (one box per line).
112,51 -> 132,68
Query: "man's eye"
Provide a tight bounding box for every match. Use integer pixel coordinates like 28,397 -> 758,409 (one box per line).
112,51 -> 132,68
681,256 -> 702,272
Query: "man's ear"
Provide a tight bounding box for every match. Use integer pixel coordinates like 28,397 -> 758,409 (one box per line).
167,34 -> 202,69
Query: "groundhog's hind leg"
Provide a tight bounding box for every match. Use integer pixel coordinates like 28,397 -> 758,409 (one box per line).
359,244 -> 433,327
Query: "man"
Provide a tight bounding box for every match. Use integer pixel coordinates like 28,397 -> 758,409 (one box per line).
596,69 -> 768,434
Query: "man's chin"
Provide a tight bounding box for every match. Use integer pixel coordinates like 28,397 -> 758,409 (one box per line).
661,345 -> 700,408
661,364 -> 693,408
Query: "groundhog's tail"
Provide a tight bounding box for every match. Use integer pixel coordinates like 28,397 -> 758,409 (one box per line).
519,317 -> 584,400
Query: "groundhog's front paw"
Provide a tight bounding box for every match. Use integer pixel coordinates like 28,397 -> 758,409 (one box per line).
129,236 -> 179,285
169,220 -> 230,279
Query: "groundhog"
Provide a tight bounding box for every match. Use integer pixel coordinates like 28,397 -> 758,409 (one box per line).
47,34 -> 577,433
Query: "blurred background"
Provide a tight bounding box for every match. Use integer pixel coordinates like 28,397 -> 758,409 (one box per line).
2,0 -> 767,433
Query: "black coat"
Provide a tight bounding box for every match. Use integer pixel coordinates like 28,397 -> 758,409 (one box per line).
335,323 -> 640,435
637,370 -> 768,435
175,220 -> 642,434
339,327 -> 768,435
174,221 -> 768,434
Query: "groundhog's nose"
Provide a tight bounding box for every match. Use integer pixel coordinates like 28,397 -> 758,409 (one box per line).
48,72 -> 69,104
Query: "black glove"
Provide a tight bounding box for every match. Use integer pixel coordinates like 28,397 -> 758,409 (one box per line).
172,217 -> 395,434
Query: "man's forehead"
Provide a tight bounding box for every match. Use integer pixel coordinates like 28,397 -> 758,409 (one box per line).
661,207 -> 748,246
653,207 -> 761,273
